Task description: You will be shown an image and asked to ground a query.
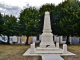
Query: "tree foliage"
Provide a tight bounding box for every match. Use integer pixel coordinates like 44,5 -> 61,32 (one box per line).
0,13 -> 4,34
19,7 -> 39,44
39,3 -> 55,33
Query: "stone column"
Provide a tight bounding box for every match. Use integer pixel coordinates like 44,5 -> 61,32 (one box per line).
40,11 -> 55,48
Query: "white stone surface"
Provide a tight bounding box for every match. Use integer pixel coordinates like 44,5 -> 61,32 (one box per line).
59,36 -> 63,43
10,36 -> 13,44
23,48 -> 76,56
39,34 -> 42,41
23,48 -> 76,60
54,35 -> 57,42
32,36 -> 37,42
56,37 -> 59,43
30,42 -> 35,53
60,36 -> 66,44
13,36 -> 17,42
63,44 -> 68,53
40,11 -> 55,48
41,54 -> 64,60
56,43 -> 59,48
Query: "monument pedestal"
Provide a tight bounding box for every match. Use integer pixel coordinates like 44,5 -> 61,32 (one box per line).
40,33 -> 55,48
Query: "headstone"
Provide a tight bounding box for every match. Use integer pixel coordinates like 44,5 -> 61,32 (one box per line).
60,36 -> 66,44
22,35 -> 27,44
59,36 -> 62,43
17,36 -> 20,43
0,36 -> 2,40
10,36 -> 13,44
56,36 -> 59,43
63,36 -> 67,41
5,36 -> 8,42
28,36 -> 32,44
72,36 -> 79,44
20,37 -> 22,44
2,35 -> 5,40
13,36 -> 17,43
54,35 -> 57,42
32,36 -> 37,42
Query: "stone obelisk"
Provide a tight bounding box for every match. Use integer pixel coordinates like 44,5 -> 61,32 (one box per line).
40,11 -> 55,48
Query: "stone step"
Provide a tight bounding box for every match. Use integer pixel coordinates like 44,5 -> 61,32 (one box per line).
35,51 -> 63,54
41,54 -> 64,60
36,47 -> 61,51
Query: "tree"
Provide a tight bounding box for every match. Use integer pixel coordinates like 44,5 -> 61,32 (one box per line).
0,13 -> 4,34
52,0 -> 80,44
3,15 -> 17,44
19,7 -> 39,45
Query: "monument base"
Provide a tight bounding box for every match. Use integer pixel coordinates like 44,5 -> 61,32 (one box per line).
40,43 -> 55,48
23,48 -> 76,56
35,47 -> 64,53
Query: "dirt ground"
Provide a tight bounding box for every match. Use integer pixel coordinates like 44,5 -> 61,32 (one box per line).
0,44 -> 80,60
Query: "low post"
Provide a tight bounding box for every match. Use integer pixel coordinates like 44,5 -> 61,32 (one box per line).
63,44 -> 68,53
30,42 -> 35,53
56,43 -> 59,48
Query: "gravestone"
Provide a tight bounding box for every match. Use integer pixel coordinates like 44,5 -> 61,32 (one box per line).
0,36 -> 2,40
10,36 -> 13,44
32,36 -> 37,42
17,36 -> 20,44
13,36 -> 17,44
54,35 -> 57,43
20,37 -> 22,44
72,36 -> 79,44
28,36 -> 32,44
56,36 -> 59,43
22,35 -> 27,44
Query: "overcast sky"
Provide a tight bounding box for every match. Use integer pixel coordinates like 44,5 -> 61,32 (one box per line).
0,0 -> 78,18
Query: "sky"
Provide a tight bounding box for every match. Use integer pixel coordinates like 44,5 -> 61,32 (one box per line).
0,0 -> 72,17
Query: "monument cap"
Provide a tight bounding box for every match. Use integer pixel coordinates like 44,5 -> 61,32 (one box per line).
45,11 -> 50,15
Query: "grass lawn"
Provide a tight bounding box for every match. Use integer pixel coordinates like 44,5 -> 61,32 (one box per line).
62,45 -> 80,60
0,44 -> 80,60
0,44 -> 39,60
